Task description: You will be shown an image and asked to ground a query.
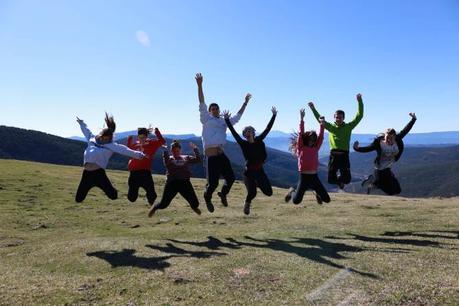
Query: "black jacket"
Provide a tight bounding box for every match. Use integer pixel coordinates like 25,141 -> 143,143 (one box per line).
353,117 -> 416,166
225,114 -> 276,168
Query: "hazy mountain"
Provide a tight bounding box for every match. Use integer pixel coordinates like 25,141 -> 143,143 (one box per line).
3,125 -> 459,197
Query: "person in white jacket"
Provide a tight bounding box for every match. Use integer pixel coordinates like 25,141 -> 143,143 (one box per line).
75,113 -> 146,203
195,73 -> 250,212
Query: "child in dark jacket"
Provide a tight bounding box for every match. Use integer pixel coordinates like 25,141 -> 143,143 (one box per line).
148,141 -> 202,217
224,107 -> 277,215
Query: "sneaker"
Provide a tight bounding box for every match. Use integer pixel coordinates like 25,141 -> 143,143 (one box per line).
284,187 -> 294,203
148,205 -> 157,218
361,175 -> 374,188
204,192 -> 215,213
313,191 -> 323,205
191,206 -> 202,215
217,192 -> 228,207
243,201 -> 251,215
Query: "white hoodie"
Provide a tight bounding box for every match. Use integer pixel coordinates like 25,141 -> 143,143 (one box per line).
199,103 -> 241,149
78,121 -> 145,169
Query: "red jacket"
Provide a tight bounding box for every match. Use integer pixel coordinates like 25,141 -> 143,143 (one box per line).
127,129 -> 166,171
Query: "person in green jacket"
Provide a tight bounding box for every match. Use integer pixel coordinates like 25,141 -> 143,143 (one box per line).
308,93 -> 364,189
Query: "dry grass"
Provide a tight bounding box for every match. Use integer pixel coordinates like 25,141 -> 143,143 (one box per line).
0,159 -> 458,305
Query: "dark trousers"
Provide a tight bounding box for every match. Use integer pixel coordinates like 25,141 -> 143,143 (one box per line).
292,173 -> 330,204
374,168 -> 401,195
155,179 -> 200,210
244,168 -> 273,204
328,150 -> 351,185
75,169 -> 118,202
127,170 -> 157,204
204,153 -> 235,198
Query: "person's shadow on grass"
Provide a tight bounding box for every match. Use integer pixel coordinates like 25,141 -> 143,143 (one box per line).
167,236 -> 379,278
86,249 -> 173,270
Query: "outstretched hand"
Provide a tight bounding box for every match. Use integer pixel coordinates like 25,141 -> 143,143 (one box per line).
409,112 -> 417,120
244,93 -> 252,104
300,108 -> 305,120
195,73 -> 203,86
353,141 -> 360,149
222,110 -> 231,120
76,116 -> 83,124
356,93 -> 363,103
319,116 -> 325,127
271,106 -> 278,115
307,102 -> 315,109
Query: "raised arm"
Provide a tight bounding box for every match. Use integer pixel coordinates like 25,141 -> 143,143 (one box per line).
224,111 -> 244,145
127,135 -> 136,149
308,102 -> 335,132
186,143 -> 202,164
196,73 -> 205,105
103,142 -> 146,159
162,148 -> 171,166
76,117 -> 94,141
315,117 -> 325,149
353,140 -> 376,153
398,113 -> 417,139
196,73 -> 210,124
257,107 -> 277,140
348,93 -> 364,129
230,93 -> 252,125
297,109 -> 305,154
154,128 -> 166,146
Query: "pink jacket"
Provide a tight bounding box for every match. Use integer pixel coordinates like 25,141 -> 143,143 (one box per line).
297,120 -> 324,173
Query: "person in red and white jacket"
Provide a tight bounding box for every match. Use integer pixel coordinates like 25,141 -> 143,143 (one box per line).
126,127 -> 165,205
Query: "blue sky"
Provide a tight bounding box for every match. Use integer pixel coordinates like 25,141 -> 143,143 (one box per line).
1,0 -> 458,137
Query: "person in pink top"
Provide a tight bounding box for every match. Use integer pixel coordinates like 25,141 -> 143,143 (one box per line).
285,108 -> 330,205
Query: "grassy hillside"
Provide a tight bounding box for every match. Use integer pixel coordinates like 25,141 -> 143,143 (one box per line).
0,125 -> 304,188
1,159 -> 459,305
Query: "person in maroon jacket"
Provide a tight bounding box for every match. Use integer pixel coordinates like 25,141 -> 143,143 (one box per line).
126,127 -> 165,205
148,140 -> 202,217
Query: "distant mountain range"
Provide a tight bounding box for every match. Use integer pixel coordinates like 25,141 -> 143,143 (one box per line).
3,125 -> 459,197
71,130 -> 459,157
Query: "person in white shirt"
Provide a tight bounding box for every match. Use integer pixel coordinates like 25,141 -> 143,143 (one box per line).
195,73 -> 251,212
75,113 -> 146,203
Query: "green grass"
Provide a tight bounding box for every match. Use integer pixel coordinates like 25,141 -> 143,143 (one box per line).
0,159 -> 458,305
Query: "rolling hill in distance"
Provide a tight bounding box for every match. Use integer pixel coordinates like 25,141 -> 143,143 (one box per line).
2,125 -> 459,197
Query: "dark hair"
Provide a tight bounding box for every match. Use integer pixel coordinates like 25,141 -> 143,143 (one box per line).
171,140 -> 181,149
137,127 -> 149,136
335,110 -> 345,118
208,103 -> 220,112
386,128 -> 396,135
99,113 -> 116,140
289,130 -> 319,155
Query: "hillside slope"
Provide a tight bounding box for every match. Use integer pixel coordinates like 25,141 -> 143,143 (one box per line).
0,159 -> 458,305
0,125 -> 303,188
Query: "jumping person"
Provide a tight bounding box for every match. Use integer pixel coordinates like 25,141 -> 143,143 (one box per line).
224,107 -> 277,215
285,109 -> 330,205
75,113 -> 146,203
148,141 -> 202,217
126,127 -> 166,205
353,113 -> 417,195
195,72 -> 250,212
308,94 -> 364,190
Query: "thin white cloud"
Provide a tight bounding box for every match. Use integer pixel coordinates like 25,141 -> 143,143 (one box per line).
136,30 -> 150,47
